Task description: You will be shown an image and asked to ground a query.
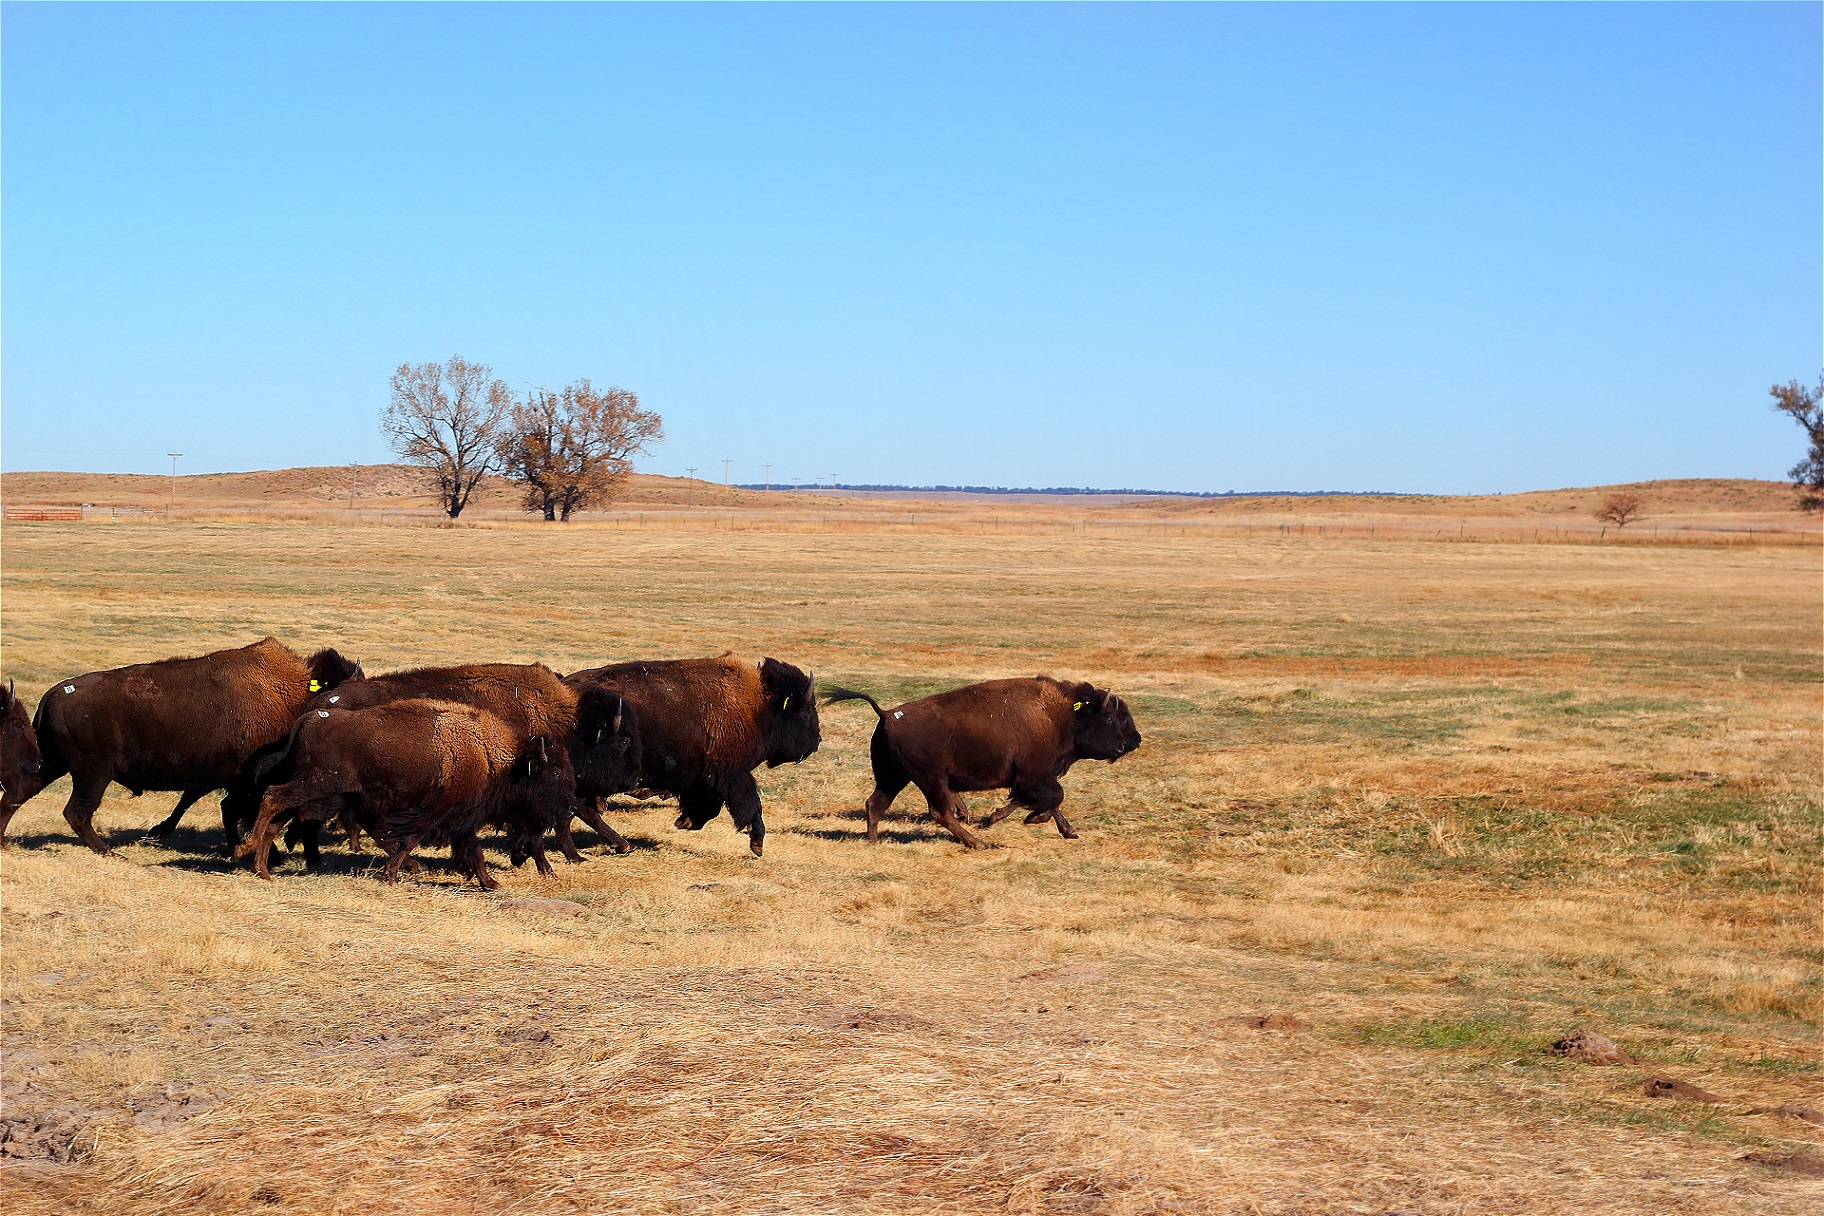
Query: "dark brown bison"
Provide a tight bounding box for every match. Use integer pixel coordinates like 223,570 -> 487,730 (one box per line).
821,677 -> 1141,848
0,680 -> 44,844
22,638 -> 362,854
236,698 -> 584,890
565,655 -> 820,857
240,663 -> 640,872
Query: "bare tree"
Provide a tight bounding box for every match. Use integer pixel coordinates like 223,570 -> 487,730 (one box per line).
381,357 -> 511,519
1594,491 -> 1644,528
1770,375 -> 1824,512
499,379 -> 663,521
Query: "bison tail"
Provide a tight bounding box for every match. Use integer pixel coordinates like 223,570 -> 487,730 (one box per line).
820,686 -> 887,718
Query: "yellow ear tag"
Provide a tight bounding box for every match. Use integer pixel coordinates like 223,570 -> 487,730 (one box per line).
782,696 -> 791,710
309,680 -> 322,693
1073,701 -> 1085,711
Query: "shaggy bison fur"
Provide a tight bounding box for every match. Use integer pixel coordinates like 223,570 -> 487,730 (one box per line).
565,655 -> 820,857
241,663 -> 640,873
22,637 -> 362,854
236,699 -> 581,890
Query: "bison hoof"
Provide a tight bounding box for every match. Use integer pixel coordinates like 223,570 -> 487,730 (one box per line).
673,813 -> 693,831
749,839 -> 764,858
1060,829 -> 1080,840
613,842 -> 633,855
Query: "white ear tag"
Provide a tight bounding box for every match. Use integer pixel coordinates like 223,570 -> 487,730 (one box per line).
64,685 -> 76,694
328,695 -> 339,703
893,710 -> 903,720
317,710 -> 330,718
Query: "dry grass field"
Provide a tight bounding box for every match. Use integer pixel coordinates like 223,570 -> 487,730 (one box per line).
0,512 -> 1819,1214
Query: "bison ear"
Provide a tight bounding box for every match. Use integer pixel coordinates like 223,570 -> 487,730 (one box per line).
1071,684 -> 1105,716
1,679 -> 12,709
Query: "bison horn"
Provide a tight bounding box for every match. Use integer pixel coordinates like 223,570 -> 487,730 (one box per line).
612,708 -> 622,734
537,736 -> 549,763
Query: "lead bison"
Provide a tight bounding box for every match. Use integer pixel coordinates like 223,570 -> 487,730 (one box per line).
821,677 -> 1141,848
22,638 -> 363,854
236,695 -> 615,890
0,680 -> 44,844
565,656 -> 820,857
237,662 -> 641,872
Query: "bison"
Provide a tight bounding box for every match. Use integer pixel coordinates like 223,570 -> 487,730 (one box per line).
236,698 -> 591,890
21,638 -> 362,854
565,655 -> 820,857
821,677 -> 1140,848
0,680 -> 44,844
238,662 -> 641,872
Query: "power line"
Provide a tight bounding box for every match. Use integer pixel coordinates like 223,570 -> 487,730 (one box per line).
166,451 -> 183,515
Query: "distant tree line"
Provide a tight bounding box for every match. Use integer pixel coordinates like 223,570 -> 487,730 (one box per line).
381,356 -> 663,520
734,483 -> 1408,498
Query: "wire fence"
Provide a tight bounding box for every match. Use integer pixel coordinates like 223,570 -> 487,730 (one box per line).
1,501 -> 1816,548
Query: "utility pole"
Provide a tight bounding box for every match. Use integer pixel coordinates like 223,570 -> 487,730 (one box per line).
829,472 -> 839,492
685,466 -> 697,507
722,458 -> 732,486
166,451 -> 183,516
762,463 -> 772,492
349,463 -> 360,510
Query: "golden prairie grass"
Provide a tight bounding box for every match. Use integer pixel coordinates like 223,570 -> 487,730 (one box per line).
0,517 -> 1819,1214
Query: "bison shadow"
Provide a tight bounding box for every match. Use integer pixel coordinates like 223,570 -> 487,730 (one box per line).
786,822 -> 967,847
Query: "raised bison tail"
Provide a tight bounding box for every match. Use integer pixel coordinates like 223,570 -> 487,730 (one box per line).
29,696 -> 68,787
820,686 -> 887,718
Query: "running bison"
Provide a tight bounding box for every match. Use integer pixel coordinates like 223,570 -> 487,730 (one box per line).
236,695 -> 612,890
21,638 -> 363,854
0,680 -> 44,844
566,656 -> 820,857
238,662 -> 641,871
821,677 -> 1141,848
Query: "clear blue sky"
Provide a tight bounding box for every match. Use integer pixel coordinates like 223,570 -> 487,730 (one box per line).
3,3 -> 1818,492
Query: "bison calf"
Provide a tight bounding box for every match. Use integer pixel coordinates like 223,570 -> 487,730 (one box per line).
822,677 -> 1140,848
237,699 -> 578,890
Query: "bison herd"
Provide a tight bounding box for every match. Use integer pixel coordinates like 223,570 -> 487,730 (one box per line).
0,637 -> 1142,888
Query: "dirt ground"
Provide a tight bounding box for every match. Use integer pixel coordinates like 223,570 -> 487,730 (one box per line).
0,512 -> 1818,1214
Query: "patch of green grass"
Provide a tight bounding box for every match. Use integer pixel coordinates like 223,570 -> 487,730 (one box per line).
1354,1013 -> 1534,1054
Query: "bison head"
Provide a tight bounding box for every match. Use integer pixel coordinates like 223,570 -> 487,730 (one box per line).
0,679 -> 43,807
507,734 -> 578,832
307,648 -> 364,695
572,684 -> 641,798
758,658 -> 820,768
1068,684 -> 1141,763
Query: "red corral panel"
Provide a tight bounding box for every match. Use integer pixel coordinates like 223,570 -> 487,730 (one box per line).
3,507 -> 84,521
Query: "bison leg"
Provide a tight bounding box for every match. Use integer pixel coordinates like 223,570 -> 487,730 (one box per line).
1015,778 -> 1075,839
573,798 -> 633,855
919,784 -> 988,850
863,780 -> 906,845
61,773 -> 115,856
720,772 -> 767,858
236,791 -> 295,879
983,799 -> 1023,828
675,784 -> 722,833
551,815 -> 586,863
382,835 -> 420,884
145,787 -> 212,840
455,834 -> 497,891
863,728 -> 911,844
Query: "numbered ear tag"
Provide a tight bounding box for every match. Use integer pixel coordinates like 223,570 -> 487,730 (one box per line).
309,680 -> 322,693
317,710 -> 330,718
64,685 -> 76,694
1073,701 -> 1085,711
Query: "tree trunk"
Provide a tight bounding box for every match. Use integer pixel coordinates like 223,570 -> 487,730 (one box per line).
543,501 -> 557,521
